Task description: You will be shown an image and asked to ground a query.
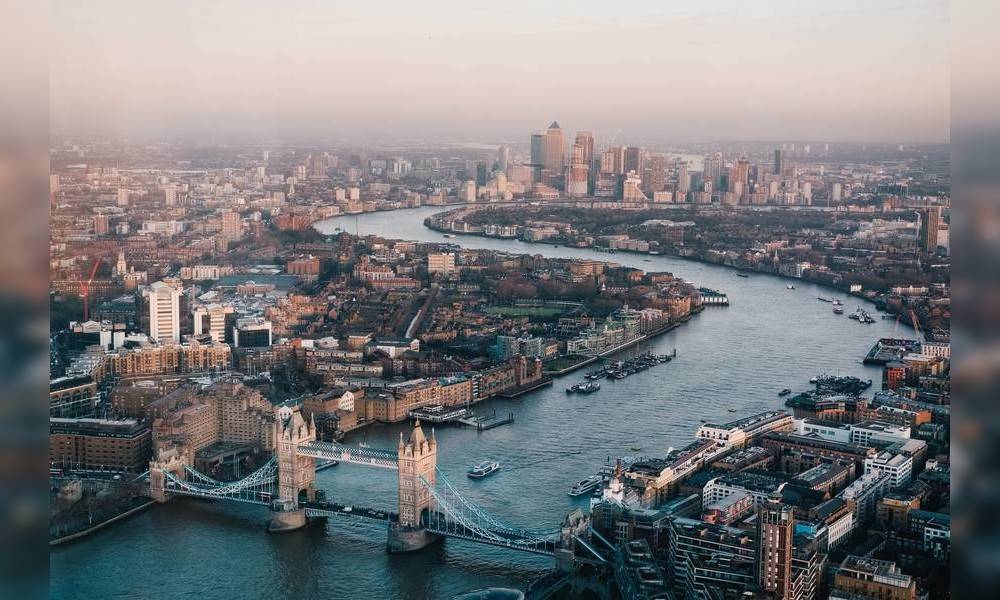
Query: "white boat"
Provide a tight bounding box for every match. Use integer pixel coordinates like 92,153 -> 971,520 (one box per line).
787,284 -> 795,289
468,461 -> 500,479
569,475 -> 603,497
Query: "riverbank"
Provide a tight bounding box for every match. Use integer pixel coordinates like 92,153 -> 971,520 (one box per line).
50,498 -> 156,546
423,210 -> 880,306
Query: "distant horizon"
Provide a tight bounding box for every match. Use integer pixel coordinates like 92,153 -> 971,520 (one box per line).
51,0 -> 949,145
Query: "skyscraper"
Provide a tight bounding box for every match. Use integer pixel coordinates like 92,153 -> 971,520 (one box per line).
541,121 -> 565,171
624,146 -> 643,176
144,281 -> 182,343
774,149 -> 785,175
920,207 -> 941,253
758,495 -> 794,598
566,140 -> 590,197
703,153 -> 723,190
497,145 -> 511,173
574,131 -> 595,169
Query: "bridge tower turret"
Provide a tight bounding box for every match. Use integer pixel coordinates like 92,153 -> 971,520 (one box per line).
268,405 -> 315,532
387,419 -> 441,552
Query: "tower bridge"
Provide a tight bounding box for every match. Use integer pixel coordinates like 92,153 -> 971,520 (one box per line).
147,405 -> 590,560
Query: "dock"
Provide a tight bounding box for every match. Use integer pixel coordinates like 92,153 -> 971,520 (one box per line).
457,410 -> 515,431
408,405 -> 470,424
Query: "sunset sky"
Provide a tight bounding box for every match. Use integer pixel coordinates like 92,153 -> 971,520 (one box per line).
50,0 -> 949,144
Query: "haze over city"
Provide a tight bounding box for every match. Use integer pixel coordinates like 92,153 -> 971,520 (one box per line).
50,0 -> 949,144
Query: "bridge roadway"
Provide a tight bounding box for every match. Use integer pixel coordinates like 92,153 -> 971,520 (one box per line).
296,440 -> 399,470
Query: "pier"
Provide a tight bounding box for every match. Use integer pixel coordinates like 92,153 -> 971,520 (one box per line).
408,405 -> 471,424
457,410 -> 515,431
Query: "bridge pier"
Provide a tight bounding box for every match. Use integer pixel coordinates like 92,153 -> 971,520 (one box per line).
386,522 -> 441,553
267,500 -> 307,532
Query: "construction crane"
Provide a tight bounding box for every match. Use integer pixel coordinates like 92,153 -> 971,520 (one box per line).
80,257 -> 102,321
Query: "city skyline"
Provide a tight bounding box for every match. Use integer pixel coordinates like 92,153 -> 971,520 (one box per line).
50,0 -> 949,144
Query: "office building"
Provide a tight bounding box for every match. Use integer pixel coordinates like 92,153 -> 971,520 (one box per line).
144,281 -> 182,343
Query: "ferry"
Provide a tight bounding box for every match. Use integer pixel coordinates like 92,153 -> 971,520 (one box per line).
566,381 -> 601,394
568,475 -> 603,497
468,461 -> 501,479
778,388 -> 792,396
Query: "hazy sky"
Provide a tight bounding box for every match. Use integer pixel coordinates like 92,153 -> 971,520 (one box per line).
50,0 -> 949,144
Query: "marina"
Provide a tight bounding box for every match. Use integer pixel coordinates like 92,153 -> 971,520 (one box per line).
583,350 -> 676,381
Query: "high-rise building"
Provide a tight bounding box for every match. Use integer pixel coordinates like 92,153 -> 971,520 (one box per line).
642,155 -> 668,195
832,182 -> 842,203
192,303 -> 235,343
920,206 -> 941,253
541,121 -> 565,171
460,180 -> 477,203
93,214 -> 110,236
221,210 -> 242,241
497,145 -> 511,172
703,153 -> 723,190
116,187 -> 130,207
144,281 -> 182,343
677,161 -> 690,193
757,495 -> 794,597
774,149 -> 785,175
624,146 -> 643,176
427,252 -> 457,275
566,141 -> 590,197
164,184 -> 178,207
600,147 -> 625,175
574,131 -> 595,169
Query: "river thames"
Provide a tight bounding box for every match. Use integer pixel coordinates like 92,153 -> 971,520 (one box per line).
51,207 -> 910,600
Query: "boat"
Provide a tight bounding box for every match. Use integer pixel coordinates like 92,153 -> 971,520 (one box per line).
817,297 -> 833,302
787,284 -> 795,290
809,377 -> 819,384
736,273 -> 750,278
568,475 -> 603,497
443,233 -> 455,238
832,299 -> 843,306
833,306 -> 844,315
630,446 -> 642,452
778,388 -> 792,396
467,461 -> 500,479
727,408 -> 738,412
578,381 -> 600,394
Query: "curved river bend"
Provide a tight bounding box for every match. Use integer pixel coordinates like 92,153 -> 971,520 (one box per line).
51,207 -> 907,600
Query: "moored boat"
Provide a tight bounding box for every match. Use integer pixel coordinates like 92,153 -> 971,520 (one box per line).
569,475 -> 603,497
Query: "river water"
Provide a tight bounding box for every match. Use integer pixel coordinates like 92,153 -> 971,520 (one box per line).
50,206 -> 907,599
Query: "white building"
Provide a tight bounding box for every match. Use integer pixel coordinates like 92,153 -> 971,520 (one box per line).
864,450 -> 913,488
143,281 -> 181,343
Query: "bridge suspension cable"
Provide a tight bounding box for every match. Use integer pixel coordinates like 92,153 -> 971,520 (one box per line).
161,457 -> 278,505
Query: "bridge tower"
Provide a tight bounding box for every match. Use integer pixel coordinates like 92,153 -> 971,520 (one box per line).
268,405 -> 316,532
387,419 -> 441,552
148,448 -> 186,503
